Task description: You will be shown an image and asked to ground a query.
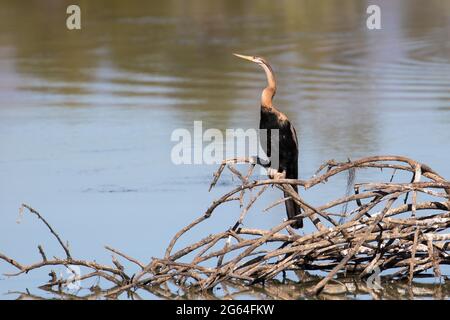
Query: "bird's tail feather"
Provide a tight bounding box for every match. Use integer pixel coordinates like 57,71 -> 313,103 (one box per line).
284,185 -> 303,229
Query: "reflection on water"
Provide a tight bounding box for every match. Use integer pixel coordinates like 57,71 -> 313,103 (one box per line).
143,276 -> 450,300
9,275 -> 450,300
0,0 -> 449,299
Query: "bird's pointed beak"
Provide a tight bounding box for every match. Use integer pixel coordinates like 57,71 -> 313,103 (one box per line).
233,53 -> 256,62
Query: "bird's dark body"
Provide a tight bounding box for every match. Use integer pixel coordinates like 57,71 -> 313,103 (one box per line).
259,107 -> 303,228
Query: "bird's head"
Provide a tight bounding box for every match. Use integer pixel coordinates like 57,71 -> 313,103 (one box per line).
233,53 -> 277,107
233,53 -> 268,66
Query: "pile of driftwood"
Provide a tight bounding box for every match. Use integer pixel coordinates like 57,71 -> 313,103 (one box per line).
1,156 -> 450,298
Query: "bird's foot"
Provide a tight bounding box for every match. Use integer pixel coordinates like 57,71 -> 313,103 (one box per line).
267,168 -> 286,180
267,168 -> 277,179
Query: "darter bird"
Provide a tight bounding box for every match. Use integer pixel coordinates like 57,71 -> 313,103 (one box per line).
234,53 -> 303,228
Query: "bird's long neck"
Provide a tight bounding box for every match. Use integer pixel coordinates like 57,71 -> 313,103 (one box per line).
260,62 -> 276,109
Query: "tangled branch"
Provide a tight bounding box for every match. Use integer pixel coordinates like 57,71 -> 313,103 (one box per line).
1,155 -> 450,298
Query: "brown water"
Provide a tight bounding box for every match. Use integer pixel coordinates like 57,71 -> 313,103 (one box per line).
0,0 -> 449,299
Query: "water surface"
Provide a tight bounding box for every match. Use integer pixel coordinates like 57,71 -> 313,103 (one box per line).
0,0 -> 449,299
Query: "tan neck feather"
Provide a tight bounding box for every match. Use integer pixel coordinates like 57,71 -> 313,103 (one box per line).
260,62 -> 276,108
261,88 -> 275,108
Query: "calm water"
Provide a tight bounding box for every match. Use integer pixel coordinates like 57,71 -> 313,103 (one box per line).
0,0 -> 449,299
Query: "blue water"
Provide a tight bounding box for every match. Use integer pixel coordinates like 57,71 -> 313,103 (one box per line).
0,0 -> 449,299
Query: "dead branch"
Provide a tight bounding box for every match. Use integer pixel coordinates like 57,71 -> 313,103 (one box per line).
1,155 -> 450,299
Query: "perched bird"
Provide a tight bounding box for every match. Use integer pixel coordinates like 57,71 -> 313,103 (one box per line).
234,53 -> 303,228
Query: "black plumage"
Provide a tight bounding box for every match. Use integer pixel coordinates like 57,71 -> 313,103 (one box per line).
259,107 -> 303,229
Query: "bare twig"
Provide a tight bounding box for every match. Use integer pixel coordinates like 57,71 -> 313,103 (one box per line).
21,204 -> 72,260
